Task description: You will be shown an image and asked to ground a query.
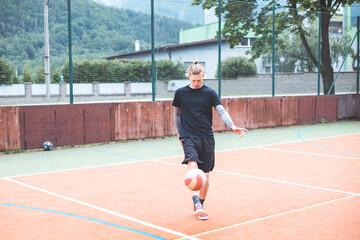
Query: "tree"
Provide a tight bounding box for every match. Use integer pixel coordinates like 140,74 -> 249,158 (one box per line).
34,65 -> 45,83
52,68 -> 61,83
0,58 -> 14,85
262,22 -> 353,73
22,65 -> 32,83
191,0 -> 360,94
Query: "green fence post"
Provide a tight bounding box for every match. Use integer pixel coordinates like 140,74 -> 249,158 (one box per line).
67,0 -> 73,104
272,1 -> 275,97
151,0 -> 156,101
317,11 -> 321,95
218,0 -> 222,98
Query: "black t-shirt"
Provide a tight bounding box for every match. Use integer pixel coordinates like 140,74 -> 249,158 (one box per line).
172,84 -> 222,138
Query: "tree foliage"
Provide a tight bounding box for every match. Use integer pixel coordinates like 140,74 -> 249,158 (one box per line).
22,66 -> 32,83
0,58 -> 14,85
0,0 -> 194,77
51,68 -> 61,83
191,0 -> 360,94
34,65 -> 45,83
263,22 -> 353,72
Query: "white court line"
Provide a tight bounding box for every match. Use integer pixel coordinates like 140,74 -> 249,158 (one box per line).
3,178 -> 201,240
2,132 -> 359,180
216,132 -> 360,154
255,146 -> 360,160
151,160 -> 356,195
1,159 -> 152,179
178,194 -> 358,239
215,169 -> 355,195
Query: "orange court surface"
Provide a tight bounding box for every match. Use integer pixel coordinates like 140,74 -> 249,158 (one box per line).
1,121 -> 359,240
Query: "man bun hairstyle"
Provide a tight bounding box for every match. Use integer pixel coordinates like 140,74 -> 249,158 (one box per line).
188,60 -> 205,75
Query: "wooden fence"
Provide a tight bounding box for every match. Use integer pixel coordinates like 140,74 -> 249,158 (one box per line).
0,94 -> 359,151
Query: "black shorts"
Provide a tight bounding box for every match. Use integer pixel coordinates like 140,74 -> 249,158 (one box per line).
181,137 -> 215,173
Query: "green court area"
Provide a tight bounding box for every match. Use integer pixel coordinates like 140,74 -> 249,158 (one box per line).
1,120 -> 359,178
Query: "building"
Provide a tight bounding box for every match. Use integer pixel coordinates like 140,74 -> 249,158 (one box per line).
104,36 -> 263,79
104,4 -> 359,77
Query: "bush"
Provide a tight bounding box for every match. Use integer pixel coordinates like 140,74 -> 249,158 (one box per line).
156,60 -> 186,81
216,56 -> 257,79
114,60 -> 151,82
61,59 -> 185,83
0,58 -> 14,85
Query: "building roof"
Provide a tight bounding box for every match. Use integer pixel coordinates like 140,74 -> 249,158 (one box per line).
103,38 -> 226,60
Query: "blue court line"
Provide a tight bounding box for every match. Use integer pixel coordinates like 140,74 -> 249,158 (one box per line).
297,128 -> 360,156
94,150 -> 123,156
0,203 -> 167,240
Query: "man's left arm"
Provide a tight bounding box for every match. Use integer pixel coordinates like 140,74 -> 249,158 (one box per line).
215,105 -> 247,137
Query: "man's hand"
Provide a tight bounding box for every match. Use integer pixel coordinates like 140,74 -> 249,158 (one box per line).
231,126 -> 248,137
177,134 -> 183,146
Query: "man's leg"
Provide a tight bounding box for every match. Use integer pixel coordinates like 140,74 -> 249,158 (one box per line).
199,172 -> 209,201
187,161 -> 206,217
197,172 -> 209,220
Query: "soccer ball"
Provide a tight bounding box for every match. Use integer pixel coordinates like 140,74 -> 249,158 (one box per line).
43,141 -> 53,151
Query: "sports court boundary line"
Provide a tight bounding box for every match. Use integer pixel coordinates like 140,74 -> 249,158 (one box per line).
0,203 -> 167,240
298,128 -> 360,156
1,159 -> 154,179
177,194 -> 358,240
151,160 -> 356,195
2,133 -> 359,179
3,178 -> 201,240
254,146 -> 360,160
3,132 -> 359,239
217,132 -> 360,155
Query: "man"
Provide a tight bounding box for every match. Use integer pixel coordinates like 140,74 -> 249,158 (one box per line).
172,60 -> 247,220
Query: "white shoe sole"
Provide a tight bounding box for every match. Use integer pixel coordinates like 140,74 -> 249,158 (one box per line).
198,215 -> 209,220
193,208 -> 205,217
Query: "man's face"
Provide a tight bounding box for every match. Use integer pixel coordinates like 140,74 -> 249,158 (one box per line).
189,73 -> 205,89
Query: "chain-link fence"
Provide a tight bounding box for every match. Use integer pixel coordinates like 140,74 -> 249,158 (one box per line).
1,0 -> 359,106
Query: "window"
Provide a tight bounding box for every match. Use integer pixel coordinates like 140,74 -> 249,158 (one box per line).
250,38 -> 256,46
241,38 -> 249,46
235,38 -> 255,47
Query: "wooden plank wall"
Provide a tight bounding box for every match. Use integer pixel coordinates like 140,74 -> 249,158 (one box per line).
223,95 -> 338,130
338,94 -> 360,120
0,107 -> 21,151
18,103 -> 114,150
114,101 -> 176,141
0,94 -> 359,151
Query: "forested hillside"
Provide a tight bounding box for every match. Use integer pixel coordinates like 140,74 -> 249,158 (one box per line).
0,0 -> 194,75
92,0 -> 205,24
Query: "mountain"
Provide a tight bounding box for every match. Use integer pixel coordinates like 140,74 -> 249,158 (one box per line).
0,0 -> 195,75
91,0 -> 205,25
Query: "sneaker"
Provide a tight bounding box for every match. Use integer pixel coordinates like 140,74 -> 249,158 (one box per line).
193,203 -> 205,217
198,212 -> 209,220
